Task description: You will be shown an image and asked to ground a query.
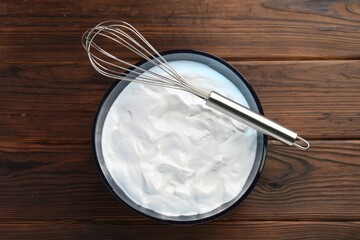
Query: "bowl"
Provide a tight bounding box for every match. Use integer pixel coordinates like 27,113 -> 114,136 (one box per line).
92,50 -> 267,224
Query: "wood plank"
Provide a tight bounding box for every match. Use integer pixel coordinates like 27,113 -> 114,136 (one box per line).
1,0 -> 359,21
0,61 -> 359,140
0,140 -> 359,221
0,220 -> 360,239
1,0 -> 360,62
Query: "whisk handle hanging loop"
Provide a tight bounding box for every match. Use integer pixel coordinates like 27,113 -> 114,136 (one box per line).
206,92 -> 310,150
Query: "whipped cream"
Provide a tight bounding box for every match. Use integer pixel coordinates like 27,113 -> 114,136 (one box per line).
101,60 -> 257,216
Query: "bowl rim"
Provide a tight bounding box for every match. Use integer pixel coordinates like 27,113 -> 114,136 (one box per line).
92,49 -> 268,224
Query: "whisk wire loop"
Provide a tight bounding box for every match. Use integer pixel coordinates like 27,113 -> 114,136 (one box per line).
82,20 -> 208,99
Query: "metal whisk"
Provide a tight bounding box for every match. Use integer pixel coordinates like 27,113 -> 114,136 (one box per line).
82,20 -> 310,150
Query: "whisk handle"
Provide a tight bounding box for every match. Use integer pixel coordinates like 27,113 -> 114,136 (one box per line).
206,91 -> 310,150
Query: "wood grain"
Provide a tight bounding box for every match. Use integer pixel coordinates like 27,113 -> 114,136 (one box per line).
0,140 -> 359,221
2,0 -> 359,21
1,0 -> 360,238
1,221 -> 360,240
1,0 -> 360,63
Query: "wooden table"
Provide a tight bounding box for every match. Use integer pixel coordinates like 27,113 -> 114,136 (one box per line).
1,0 -> 360,239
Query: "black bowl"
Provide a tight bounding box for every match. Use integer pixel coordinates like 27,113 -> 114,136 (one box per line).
92,50 -> 267,224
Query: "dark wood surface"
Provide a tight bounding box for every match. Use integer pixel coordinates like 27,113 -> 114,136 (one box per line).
1,0 -> 360,239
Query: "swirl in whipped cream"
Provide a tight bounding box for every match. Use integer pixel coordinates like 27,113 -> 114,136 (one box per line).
102,61 -> 257,216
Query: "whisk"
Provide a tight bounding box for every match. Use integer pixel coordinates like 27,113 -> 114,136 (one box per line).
82,20 -> 310,150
